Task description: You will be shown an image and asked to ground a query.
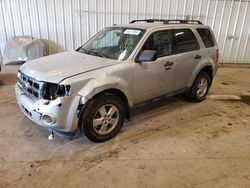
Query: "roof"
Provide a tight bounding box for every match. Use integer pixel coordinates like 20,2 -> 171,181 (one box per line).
115,23 -> 164,30
114,19 -> 209,30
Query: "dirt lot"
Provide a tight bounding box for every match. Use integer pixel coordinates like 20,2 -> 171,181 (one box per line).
0,64 -> 250,188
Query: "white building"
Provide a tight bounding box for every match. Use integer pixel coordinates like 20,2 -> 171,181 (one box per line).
0,0 -> 250,63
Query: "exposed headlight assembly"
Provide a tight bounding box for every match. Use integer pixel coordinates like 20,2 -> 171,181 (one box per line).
17,71 -> 21,79
42,82 -> 71,100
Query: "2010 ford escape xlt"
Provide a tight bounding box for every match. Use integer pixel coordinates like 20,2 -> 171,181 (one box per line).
16,19 -> 219,142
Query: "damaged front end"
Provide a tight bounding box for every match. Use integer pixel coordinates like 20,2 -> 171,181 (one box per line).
16,71 -> 82,137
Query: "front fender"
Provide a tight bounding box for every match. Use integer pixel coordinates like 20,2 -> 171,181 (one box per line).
77,75 -> 132,107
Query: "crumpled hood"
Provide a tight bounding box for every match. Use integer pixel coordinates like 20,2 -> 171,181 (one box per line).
20,51 -> 118,83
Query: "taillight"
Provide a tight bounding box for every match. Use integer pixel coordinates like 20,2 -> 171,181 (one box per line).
216,49 -> 219,64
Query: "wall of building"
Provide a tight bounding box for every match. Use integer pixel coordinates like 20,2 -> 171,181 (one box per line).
0,0 -> 250,63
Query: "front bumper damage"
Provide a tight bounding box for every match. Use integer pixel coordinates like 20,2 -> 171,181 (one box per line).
15,84 -> 82,137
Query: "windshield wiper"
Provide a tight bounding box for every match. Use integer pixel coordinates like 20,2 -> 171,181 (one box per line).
88,51 -> 108,58
78,47 -> 108,58
78,47 -> 89,54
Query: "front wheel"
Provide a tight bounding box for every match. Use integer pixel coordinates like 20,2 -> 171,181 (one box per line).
79,93 -> 125,142
187,71 -> 211,102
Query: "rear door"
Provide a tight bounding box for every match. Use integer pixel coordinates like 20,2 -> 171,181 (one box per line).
172,28 -> 201,90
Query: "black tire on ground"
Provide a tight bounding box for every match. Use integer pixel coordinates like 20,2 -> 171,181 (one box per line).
187,71 -> 211,102
79,93 -> 125,142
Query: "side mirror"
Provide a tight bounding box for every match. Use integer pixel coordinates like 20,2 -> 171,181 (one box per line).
136,50 -> 157,63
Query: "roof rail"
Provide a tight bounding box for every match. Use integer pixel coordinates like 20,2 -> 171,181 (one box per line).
129,19 -> 203,25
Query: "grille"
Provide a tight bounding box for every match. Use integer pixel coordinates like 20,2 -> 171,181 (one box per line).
17,72 -> 44,100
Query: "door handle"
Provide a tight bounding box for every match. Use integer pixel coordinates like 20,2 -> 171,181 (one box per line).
164,61 -> 173,67
194,55 -> 202,59
164,61 -> 173,70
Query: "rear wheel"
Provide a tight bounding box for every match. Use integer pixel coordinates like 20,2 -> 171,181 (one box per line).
187,71 -> 211,102
79,93 -> 125,142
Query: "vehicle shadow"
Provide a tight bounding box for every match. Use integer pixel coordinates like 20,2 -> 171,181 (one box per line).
213,95 -> 250,105
129,94 -> 190,121
241,95 -> 250,105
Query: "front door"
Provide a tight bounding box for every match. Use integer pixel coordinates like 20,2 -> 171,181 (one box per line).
133,30 -> 176,104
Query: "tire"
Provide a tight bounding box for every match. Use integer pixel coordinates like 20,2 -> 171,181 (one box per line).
187,71 -> 211,102
79,93 -> 125,142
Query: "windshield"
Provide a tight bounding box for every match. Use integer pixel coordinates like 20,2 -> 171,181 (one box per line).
77,27 -> 145,60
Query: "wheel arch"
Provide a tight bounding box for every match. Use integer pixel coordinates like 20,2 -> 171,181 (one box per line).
199,66 -> 213,86
97,89 -> 130,120
78,88 -> 131,120
188,64 -> 214,88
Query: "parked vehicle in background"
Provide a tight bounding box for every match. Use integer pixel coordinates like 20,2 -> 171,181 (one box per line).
16,19 -> 219,142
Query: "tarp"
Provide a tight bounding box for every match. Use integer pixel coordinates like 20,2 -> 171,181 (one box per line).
3,36 -> 46,65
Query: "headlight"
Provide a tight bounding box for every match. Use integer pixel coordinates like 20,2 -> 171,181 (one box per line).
57,85 -> 71,96
41,82 -> 71,100
17,71 -> 21,79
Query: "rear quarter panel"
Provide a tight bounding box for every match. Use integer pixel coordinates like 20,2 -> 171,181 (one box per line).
187,26 -> 218,87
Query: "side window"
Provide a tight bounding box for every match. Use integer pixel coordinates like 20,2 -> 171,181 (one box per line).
142,30 -> 172,58
197,28 -> 215,48
173,29 -> 199,54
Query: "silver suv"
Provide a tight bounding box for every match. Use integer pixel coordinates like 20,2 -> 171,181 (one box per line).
16,19 -> 219,142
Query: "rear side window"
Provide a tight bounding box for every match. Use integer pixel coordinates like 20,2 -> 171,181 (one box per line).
197,28 -> 215,48
173,29 -> 199,54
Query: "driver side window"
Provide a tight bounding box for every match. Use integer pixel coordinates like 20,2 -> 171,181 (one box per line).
142,30 -> 172,58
